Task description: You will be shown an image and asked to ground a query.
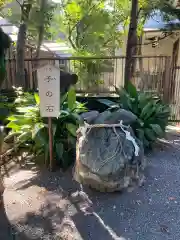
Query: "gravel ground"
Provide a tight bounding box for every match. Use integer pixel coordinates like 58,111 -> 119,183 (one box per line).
1,132 -> 180,240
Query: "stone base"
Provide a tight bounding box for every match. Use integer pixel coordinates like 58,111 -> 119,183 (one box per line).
74,161 -> 145,193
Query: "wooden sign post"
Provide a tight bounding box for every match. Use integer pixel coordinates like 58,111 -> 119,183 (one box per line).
37,64 -> 60,171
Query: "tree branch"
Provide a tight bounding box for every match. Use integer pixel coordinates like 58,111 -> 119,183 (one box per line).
78,23 -> 91,47
68,35 -> 77,50
66,21 -> 77,50
137,8 -> 142,19
15,0 -> 22,7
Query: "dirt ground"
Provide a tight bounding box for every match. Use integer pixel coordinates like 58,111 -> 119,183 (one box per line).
1,132 -> 180,240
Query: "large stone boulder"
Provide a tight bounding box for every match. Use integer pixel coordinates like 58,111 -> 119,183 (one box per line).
74,121 -> 145,192
104,109 -> 138,125
80,111 -> 99,124
93,108 -> 137,125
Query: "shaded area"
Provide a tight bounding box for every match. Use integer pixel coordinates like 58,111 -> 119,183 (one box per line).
1,133 -> 180,239
0,202 -> 15,240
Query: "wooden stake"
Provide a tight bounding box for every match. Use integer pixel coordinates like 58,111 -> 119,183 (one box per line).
48,117 -> 53,171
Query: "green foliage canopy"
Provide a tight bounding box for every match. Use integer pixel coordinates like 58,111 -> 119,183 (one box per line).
51,0 -> 131,56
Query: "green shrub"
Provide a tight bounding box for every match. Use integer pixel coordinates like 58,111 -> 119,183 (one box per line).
98,82 -> 170,148
115,82 -> 170,148
5,87 -> 87,169
0,87 -> 30,125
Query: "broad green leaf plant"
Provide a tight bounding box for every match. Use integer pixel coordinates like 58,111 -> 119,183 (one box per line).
116,82 -> 170,148
5,87 -> 87,169
99,82 -> 170,149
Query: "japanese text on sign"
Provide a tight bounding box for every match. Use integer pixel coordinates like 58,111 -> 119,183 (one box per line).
37,64 -> 60,117
44,76 -> 57,82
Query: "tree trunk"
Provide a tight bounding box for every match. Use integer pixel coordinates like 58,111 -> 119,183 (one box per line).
0,29 -> 11,89
16,1 -> 32,87
16,23 -> 27,87
124,0 -> 138,89
36,0 -> 47,59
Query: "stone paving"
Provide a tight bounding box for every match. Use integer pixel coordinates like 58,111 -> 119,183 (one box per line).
1,133 -> 180,240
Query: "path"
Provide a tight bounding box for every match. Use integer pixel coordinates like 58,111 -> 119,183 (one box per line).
1,132 -> 180,240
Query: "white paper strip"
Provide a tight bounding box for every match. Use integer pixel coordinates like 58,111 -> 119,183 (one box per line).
37,64 -> 60,117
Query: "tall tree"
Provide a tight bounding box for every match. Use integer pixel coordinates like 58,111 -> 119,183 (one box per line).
52,0 -> 130,56
35,0 -> 48,58
3,0 -> 56,86
16,0 -> 32,86
124,0 -> 180,88
124,0 -> 138,88
0,28 -> 11,88
50,0 -> 130,88
0,1 -> 12,88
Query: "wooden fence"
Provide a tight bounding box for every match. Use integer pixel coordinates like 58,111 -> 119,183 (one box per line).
3,54 -> 180,120
3,44 -> 56,89
4,55 -> 169,93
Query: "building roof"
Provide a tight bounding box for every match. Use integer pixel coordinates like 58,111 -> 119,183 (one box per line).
144,10 -> 180,31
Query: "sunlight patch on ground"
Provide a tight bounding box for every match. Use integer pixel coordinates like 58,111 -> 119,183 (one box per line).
166,125 -> 180,132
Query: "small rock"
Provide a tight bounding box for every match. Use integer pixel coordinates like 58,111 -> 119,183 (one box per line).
169,197 -> 175,201
136,200 -> 142,205
159,224 -> 169,234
